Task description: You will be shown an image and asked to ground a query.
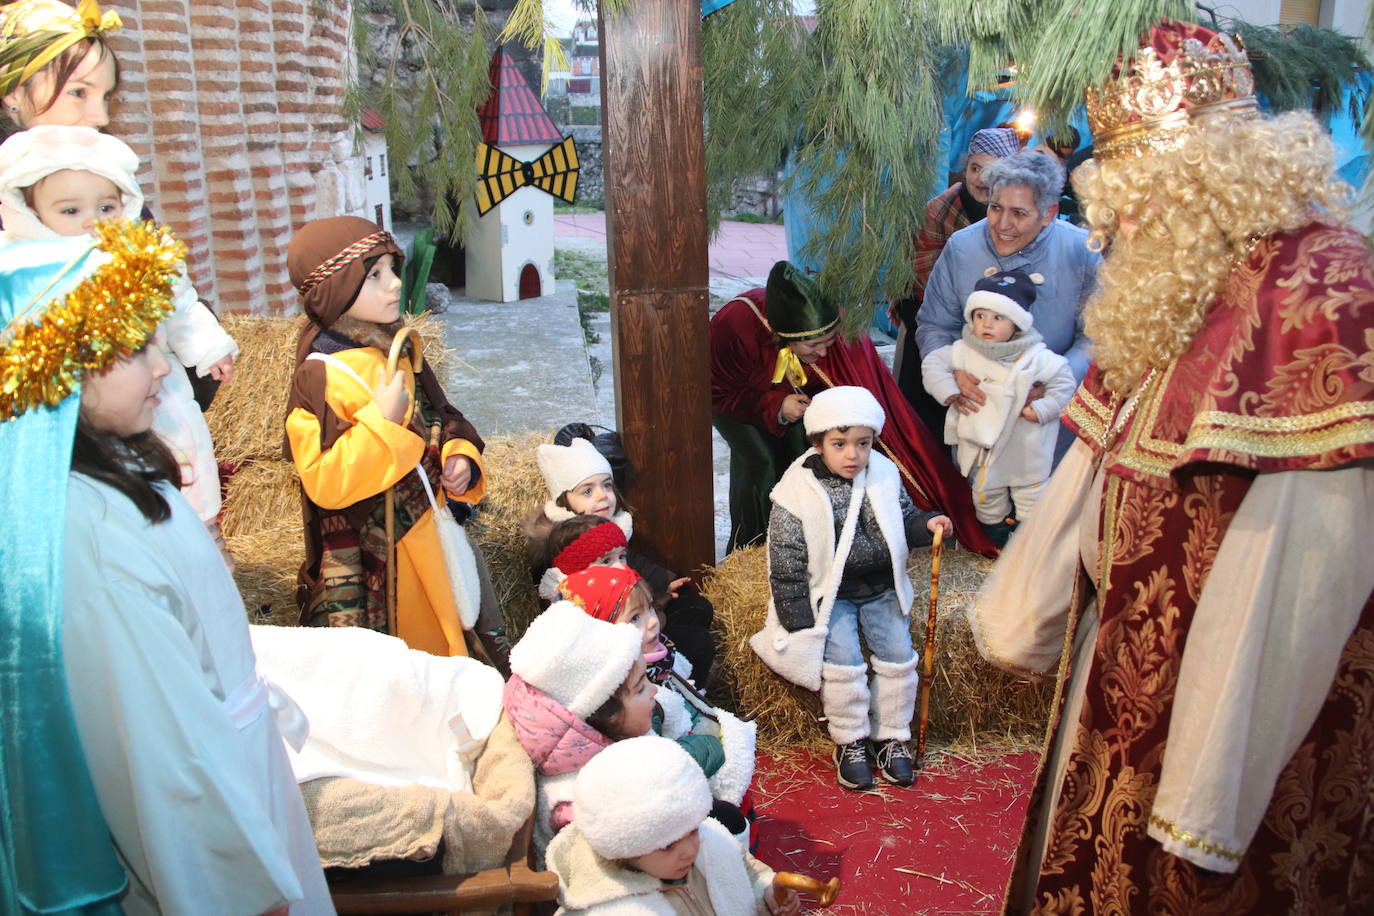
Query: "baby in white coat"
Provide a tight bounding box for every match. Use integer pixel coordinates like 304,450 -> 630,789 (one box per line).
0,125 -> 238,549
921,268 -> 1075,547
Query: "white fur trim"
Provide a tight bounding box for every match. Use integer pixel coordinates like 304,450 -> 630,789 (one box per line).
655,688 -> 693,740
573,737 -> 712,860
820,662 -> 872,744
707,710 -> 757,806
964,289 -> 1033,332
803,385 -> 886,436
539,565 -> 567,602
0,126 -> 144,245
869,654 -> 920,742
670,650 -> 694,681
538,438 -> 614,502
509,603 -> 642,718
750,451 -> 915,691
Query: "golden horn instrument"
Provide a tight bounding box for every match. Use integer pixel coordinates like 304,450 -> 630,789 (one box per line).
772,872 -> 841,907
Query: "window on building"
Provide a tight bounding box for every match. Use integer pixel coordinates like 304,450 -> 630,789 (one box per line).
380,153 -> 387,177
365,156 -> 373,180
375,204 -> 386,229
1279,0 -> 1321,26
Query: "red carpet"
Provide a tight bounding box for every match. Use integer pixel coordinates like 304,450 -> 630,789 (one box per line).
750,749 -> 1037,915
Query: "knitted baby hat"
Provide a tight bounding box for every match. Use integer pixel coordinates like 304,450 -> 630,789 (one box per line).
557,566 -> 645,623
572,735 -> 713,860
537,437 -> 613,502
803,385 -> 886,437
552,519 -> 627,577
964,267 -> 1040,332
508,601 -> 642,718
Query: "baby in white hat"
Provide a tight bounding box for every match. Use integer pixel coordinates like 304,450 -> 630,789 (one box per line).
546,736 -> 799,915
920,268 -> 1076,547
0,125 -> 238,548
751,386 -> 951,792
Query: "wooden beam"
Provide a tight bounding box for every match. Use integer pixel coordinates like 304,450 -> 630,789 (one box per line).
598,0 -> 714,575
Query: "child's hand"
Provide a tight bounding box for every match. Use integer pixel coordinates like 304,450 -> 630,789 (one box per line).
372,368 -> 411,424
765,886 -> 801,916
1020,405 -> 1040,422
207,354 -> 236,382
442,454 -> 474,494
667,576 -> 692,599
927,515 -> 954,538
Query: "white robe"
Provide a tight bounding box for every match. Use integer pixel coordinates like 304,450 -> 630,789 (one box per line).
61,475 -> 333,916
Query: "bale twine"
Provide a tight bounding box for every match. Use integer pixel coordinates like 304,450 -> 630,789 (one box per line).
702,544 -> 1052,756
465,430 -> 554,643
208,313 -> 460,466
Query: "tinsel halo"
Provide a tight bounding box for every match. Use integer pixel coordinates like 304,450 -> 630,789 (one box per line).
0,219 -> 185,422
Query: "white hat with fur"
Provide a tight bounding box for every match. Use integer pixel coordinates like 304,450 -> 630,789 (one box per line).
537,438 -> 613,514
572,735 -> 713,860
508,601 -> 641,718
803,385 -> 886,437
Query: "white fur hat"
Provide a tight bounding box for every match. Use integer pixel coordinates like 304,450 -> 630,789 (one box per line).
572,736 -> 712,860
508,601 -> 641,718
803,385 -> 885,437
537,437 -> 613,500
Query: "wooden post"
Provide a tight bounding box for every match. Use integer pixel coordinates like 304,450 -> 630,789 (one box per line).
598,0 -> 714,575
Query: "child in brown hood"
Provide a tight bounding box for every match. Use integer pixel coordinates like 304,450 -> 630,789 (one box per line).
284,216 -> 485,656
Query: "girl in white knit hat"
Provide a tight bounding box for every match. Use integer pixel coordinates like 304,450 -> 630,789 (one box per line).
547,736 -> 799,915
751,386 -> 952,791
919,268 -> 1076,547
503,601 -> 660,861
0,125 -> 238,558
525,435 -> 716,683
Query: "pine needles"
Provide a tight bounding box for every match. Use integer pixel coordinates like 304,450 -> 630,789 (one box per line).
347,0 -> 492,239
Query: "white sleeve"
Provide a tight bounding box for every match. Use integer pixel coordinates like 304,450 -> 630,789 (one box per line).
920,344 -> 960,405
1149,465 -> 1374,871
163,265 -> 239,375
1031,355 -> 1077,424
62,573 -> 305,915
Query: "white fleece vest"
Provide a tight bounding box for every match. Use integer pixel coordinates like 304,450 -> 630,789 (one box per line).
749,450 -> 914,691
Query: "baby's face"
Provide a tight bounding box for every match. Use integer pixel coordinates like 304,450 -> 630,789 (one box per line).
31,169 -> 121,237
970,307 -> 1016,343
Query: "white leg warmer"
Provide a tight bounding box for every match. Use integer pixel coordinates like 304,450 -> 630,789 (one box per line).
869,654 -> 920,742
820,662 -> 872,744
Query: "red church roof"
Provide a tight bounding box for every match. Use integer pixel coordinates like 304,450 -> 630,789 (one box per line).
478,48 -> 563,147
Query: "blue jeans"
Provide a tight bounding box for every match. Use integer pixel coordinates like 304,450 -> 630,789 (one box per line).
822,589 -> 914,667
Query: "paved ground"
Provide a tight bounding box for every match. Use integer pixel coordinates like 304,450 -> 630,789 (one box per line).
553,212 -> 786,280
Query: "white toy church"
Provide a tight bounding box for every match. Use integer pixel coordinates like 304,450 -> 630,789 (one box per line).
468,48 -> 580,302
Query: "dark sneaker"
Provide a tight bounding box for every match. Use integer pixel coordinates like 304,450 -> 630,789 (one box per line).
874,739 -> 916,787
832,740 -> 875,791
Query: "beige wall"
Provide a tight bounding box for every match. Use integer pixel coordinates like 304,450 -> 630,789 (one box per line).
105,0 -> 359,315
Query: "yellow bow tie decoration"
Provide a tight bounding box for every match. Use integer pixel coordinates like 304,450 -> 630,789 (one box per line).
772,346 -> 808,387
474,136 -> 580,216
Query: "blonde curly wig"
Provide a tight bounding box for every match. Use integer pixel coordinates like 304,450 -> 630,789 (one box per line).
1072,110 -> 1350,394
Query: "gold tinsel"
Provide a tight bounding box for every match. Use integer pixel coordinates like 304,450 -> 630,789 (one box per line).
0,219 -> 185,422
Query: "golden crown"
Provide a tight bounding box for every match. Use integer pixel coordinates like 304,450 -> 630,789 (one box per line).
1086,28 -> 1257,161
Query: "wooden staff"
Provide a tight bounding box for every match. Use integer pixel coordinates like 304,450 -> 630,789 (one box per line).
383,326 -> 420,638
772,872 -> 841,907
916,526 -> 944,763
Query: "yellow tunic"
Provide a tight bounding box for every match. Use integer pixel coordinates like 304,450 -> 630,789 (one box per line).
286,345 -> 484,657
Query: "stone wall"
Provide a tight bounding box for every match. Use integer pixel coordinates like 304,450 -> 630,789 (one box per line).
107,0 -> 361,315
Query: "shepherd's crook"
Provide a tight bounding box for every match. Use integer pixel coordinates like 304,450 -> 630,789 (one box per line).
916,526 -> 944,764
383,326 -> 419,638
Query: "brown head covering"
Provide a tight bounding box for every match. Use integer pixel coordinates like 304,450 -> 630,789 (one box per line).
289,215 -> 403,365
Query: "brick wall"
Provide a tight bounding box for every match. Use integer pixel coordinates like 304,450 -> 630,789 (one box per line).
106,0 -> 361,315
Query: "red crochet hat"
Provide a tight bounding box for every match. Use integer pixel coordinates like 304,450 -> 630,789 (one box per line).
558,567 -> 644,622
552,520 -> 627,577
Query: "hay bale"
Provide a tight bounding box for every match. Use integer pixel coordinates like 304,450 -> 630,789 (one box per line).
207,313 -> 461,467
466,430 -> 554,642
221,459 -> 301,538
702,544 -> 1052,756
226,519 -> 302,627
